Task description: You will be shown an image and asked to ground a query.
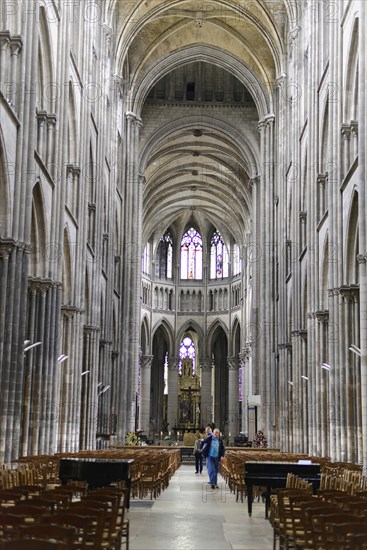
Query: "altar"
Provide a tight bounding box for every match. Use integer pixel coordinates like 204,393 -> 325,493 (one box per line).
177,358 -> 201,431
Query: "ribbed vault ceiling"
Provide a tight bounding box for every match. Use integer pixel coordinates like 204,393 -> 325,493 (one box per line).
110,0 -> 294,249
141,111 -> 256,247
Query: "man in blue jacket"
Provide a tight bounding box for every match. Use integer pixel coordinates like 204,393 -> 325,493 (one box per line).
201,428 -> 225,489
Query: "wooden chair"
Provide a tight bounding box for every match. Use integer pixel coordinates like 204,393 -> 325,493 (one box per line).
31,491 -> 72,512
92,487 -> 128,547
311,513 -> 359,550
275,489 -> 309,549
19,524 -> 77,546
83,493 -> 120,548
328,519 -> 367,549
3,503 -> 49,523
68,501 -> 107,549
288,494 -> 318,550
0,513 -> 29,540
0,540 -> 67,549
139,463 -> 159,499
346,532 -> 367,549
49,513 -> 95,550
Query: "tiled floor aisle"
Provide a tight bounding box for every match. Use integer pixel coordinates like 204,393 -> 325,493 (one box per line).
128,464 -> 273,550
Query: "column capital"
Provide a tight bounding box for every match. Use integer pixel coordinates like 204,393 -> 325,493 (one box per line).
141,355 -> 153,369
61,304 -> 80,317
257,120 -> 266,133
350,120 -> 358,136
36,110 -> 48,124
0,31 -> 11,48
126,111 -> 138,121
47,113 -> 57,127
83,324 -> 100,334
239,345 -> 251,364
278,343 -> 292,351
288,25 -> 301,47
339,284 -> 359,303
298,329 -> 308,341
299,211 -> 307,222
315,310 -> 329,323
264,113 -> 275,125
227,356 -> 239,370
28,277 -> 55,293
317,173 -> 327,186
340,123 -> 351,140
0,239 -> 17,259
168,357 -> 180,370
275,73 -> 287,88
10,35 -> 23,55
249,175 -> 260,186
199,358 -> 213,371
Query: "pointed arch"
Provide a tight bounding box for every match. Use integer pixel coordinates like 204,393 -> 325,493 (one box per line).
231,318 -> 241,356
175,319 -> 205,358
30,182 -> 47,278
62,225 -> 73,306
152,318 -> 174,356
0,131 -> 10,237
345,190 -> 359,285
37,6 -> 55,111
84,268 -> 90,322
207,319 -> 229,354
112,306 -> 118,349
140,315 -> 150,354
67,81 -> 78,165
320,234 -> 329,310
180,226 -> 203,280
320,99 -> 329,173
344,17 -> 359,122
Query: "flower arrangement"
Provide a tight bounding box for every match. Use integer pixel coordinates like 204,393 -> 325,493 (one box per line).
252,430 -> 268,448
125,432 -> 140,446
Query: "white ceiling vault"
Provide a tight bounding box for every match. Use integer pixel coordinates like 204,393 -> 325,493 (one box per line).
108,0 -> 297,249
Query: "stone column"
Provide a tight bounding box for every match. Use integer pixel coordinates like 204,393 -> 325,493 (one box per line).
339,287 -> 357,461
0,31 -> 10,88
120,111 -> 143,435
200,358 -> 213,428
139,355 -> 153,433
315,310 -> 330,457
227,356 -> 239,441
340,124 -> 351,177
358,0 -> 367,477
239,347 -> 250,434
167,357 -> 179,433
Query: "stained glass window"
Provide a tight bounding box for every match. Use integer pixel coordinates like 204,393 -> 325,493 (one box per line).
157,232 -> 173,279
142,243 -> 151,275
233,243 -> 242,276
210,230 -> 229,279
180,228 -> 202,279
179,336 -> 196,375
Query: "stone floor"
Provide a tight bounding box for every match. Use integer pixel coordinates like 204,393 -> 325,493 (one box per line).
128,464 -> 274,550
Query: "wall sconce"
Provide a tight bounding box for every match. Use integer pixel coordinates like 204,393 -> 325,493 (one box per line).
349,345 -> 361,357
24,342 -> 42,352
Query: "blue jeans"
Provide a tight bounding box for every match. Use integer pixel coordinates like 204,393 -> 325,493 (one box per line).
206,456 -> 219,485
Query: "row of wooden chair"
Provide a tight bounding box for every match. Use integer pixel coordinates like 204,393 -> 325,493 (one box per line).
270,483 -> 367,550
0,484 -> 129,549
